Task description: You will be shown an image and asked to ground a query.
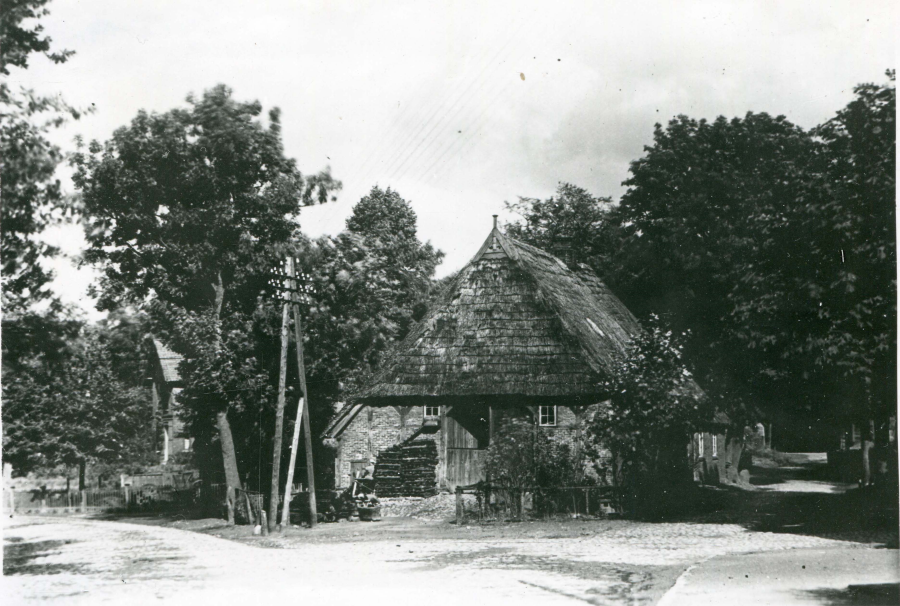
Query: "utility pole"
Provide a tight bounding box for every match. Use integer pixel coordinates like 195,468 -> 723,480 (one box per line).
280,397 -> 303,528
287,256 -> 317,528
267,255 -> 317,529
269,300 -> 290,532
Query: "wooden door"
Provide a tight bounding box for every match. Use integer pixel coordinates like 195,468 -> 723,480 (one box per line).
444,407 -> 489,488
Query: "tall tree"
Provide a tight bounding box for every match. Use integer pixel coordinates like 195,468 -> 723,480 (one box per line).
73,85 -> 340,497
1,0 -> 80,313
300,186 -> 443,406
2,318 -> 153,487
804,71 -> 896,428
615,111 -> 819,415
505,183 -> 621,273
510,77 -> 895,450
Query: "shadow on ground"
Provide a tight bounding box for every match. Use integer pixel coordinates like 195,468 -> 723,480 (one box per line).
673,456 -> 899,548
3,538 -> 85,576
800,582 -> 900,605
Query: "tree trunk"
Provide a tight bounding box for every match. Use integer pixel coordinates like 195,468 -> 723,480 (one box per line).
210,272 -> 243,521
861,418 -> 874,487
217,410 -> 242,523
269,303 -> 290,532
724,433 -> 744,483
78,460 -> 86,491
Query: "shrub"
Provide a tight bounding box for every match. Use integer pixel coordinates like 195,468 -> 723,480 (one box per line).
483,416 -> 587,517
586,318 -> 712,518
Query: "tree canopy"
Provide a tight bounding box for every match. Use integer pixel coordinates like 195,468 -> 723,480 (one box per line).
73,85 -> 342,490
301,186 -> 444,399
2,316 -> 153,477
73,84 -> 340,313
508,73 -> 896,436
504,183 -> 621,274
1,0 -> 81,314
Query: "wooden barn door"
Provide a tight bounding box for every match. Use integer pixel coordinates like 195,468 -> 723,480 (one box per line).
444,407 -> 489,489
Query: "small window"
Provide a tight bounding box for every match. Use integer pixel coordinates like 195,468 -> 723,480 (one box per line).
184,438 -> 191,451
697,434 -> 704,457
712,434 -> 718,457
424,405 -> 440,419
539,406 -> 557,427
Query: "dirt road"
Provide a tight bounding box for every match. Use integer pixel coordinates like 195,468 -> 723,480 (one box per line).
4,453 -> 896,605
4,516 -> 593,606
3,512 -> 871,606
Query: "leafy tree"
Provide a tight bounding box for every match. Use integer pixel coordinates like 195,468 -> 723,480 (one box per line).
2,320 -> 153,487
512,76 -> 895,465
801,72 -> 895,429
586,319 -> 709,517
615,112 -> 819,414
504,183 -> 622,274
301,187 -> 443,401
0,0 -> 74,76
1,0 -> 81,313
73,85 -> 340,496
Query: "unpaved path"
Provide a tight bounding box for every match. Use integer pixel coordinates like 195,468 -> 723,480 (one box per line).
658,547 -> 899,606
4,452 -> 895,605
3,516 -> 582,606
3,513 -> 866,606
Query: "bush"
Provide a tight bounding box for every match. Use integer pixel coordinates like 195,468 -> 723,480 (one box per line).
482,416 -> 588,517
586,318 -> 712,518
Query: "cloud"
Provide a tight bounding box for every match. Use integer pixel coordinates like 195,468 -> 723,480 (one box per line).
17,0 -> 897,308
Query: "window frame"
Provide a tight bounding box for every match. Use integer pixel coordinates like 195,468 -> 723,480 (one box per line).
538,405 -> 557,427
712,434 -> 718,458
697,433 -> 704,458
424,405 -> 440,419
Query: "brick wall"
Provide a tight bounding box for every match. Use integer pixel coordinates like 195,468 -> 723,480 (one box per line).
335,404 -> 443,488
336,402 -> 608,489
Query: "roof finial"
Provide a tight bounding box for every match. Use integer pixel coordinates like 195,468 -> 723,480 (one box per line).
492,214 -> 498,230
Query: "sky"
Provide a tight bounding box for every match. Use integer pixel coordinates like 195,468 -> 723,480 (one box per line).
13,0 -> 897,320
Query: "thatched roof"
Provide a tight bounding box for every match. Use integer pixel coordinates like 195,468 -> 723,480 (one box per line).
355,222 -> 642,404
150,337 -> 183,385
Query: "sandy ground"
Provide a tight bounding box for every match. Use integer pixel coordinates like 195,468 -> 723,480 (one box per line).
1,513 -> 877,606
659,547 -> 899,606
3,453 -> 897,605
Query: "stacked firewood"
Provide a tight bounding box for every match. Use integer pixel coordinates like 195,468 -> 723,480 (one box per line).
373,445 -> 403,497
374,440 -> 437,497
400,440 -> 439,497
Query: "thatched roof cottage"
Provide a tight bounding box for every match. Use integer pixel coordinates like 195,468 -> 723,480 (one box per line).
323,218 -> 645,490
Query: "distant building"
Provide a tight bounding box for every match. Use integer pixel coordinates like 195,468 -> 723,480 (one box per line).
145,337 -> 192,465
690,411 -> 731,485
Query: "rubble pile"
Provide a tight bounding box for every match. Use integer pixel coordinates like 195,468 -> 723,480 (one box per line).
378,493 -> 478,520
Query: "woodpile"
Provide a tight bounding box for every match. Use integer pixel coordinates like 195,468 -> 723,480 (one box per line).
374,439 -> 437,498
373,445 -> 403,497
400,440 -> 438,497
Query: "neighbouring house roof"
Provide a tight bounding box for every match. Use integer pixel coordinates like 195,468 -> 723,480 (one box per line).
323,403 -> 365,439
354,222 -> 643,404
151,338 -> 183,385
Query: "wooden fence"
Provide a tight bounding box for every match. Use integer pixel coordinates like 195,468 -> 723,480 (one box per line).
4,484 -> 199,515
455,483 -> 622,524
